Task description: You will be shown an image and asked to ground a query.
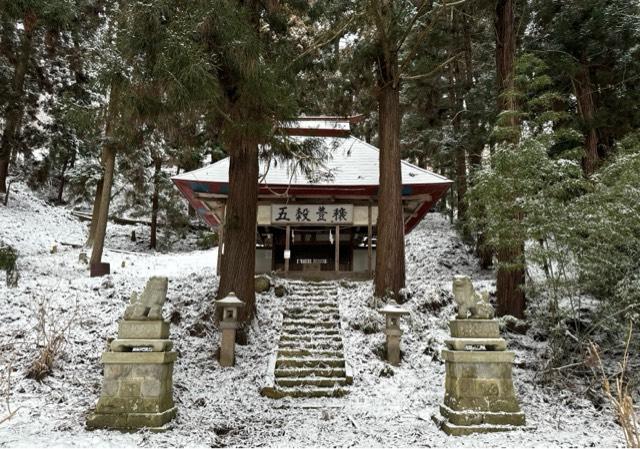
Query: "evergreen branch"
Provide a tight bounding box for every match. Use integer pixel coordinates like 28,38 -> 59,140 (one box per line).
530,48 -> 579,64
401,52 -> 462,81
285,15 -> 356,70
434,0 -> 469,7
395,0 -> 434,53
398,5 -> 448,74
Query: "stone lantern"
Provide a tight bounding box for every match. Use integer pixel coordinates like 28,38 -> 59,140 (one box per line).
378,300 -> 410,366
215,292 -> 244,367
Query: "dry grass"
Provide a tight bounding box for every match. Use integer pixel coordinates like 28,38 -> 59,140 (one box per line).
0,340 -> 20,425
588,324 -> 640,448
25,297 -> 77,382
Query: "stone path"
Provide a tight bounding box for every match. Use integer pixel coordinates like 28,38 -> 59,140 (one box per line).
261,280 -> 352,399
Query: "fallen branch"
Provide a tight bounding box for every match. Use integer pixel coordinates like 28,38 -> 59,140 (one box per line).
551,361 -> 585,371
406,411 -> 430,422
71,211 -> 152,226
59,241 -> 83,249
0,409 -> 19,425
71,211 -> 208,231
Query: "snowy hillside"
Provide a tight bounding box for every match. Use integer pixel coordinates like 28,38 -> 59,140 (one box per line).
0,183 -> 625,447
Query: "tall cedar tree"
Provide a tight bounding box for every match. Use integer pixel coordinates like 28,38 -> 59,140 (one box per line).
494,0 -> 526,318
205,1 -> 265,324
87,0 -> 131,272
355,0 -> 452,298
199,0 -> 304,325
89,85 -> 122,272
370,0 -> 406,298
90,0 -> 215,269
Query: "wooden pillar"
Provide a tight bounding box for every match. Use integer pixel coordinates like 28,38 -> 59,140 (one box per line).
335,225 -> 340,272
367,202 -> 373,277
216,224 -> 224,276
285,225 -> 290,274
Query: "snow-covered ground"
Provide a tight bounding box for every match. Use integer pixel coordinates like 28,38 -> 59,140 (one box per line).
0,183 -> 625,447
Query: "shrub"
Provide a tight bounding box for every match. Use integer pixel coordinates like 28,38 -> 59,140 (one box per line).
469,133 -> 640,371
0,244 -> 17,272
197,231 -> 219,250
588,327 -> 639,448
349,307 -> 383,334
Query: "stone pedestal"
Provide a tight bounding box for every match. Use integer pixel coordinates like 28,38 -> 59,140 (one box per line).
87,277 -> 177,430
433,313 -> 525,435
449,319 -> 499,338
86,352 -> 177,429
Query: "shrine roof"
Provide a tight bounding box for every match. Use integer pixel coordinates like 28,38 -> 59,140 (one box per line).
172,135 -> 450,188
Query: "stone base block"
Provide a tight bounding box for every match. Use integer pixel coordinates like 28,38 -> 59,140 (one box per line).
431,411 -> 525,436
86,407 -> 177,430
442,349 -> 522,414
88,351 -> 177,430
449,319 -> 499,338
439,404 -> 525,427
436,349 -> 525,435
118,320 -> 170,339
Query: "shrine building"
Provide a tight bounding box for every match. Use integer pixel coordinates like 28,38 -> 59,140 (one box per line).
172,117 -> 451,280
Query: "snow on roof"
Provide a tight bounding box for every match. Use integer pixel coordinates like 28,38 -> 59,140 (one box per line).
173,136 -> 451,187
281,119 -> 351,132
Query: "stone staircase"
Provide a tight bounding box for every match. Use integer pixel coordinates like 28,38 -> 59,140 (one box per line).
261,280 -> 352,399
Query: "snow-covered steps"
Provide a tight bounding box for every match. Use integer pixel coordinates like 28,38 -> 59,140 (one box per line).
263,386 -> 350,399
261,281 -> 353,399
276,357 -> 346,368
274,367 -> 348,378
278,334 -> 343,343
276,377 -> 348,388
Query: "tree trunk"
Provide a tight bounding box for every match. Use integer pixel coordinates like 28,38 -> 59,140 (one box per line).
448,52 -> 467,224
455,145 -> 467,222
89,146 -> 116,268
217,134 -> 259,324
56,159 -> 69,203
150,154 -> 162,250
0,160 -> 8,194
214,0 -> 262,330
495,0 -> 525,317
89,84 -> 120,270
86,178 -> 104,248
573,64 -> 599,176
496,243 -> 525,319
374,46 -> 405,299
0,18 -> 34,193
495,0 -> 517,123
468,145 -> 493,268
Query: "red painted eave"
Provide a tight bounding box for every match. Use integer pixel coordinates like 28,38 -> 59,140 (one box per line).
173,177 -> 452,234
